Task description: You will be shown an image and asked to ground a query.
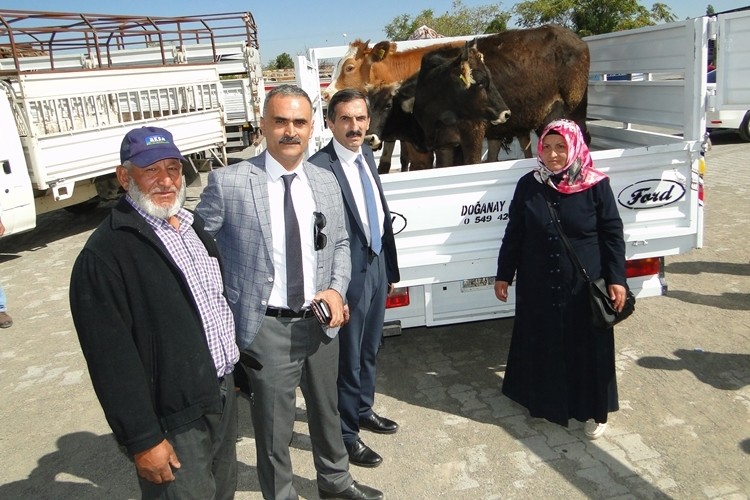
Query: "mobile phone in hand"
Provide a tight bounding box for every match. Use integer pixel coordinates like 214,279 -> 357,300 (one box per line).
311,299 -> 332,326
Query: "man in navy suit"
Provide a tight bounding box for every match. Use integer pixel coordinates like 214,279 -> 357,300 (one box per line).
309,89 -> 400,468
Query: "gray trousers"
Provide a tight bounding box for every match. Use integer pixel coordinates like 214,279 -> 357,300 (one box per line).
245,316 -> 352,500
138,372 -> 238,500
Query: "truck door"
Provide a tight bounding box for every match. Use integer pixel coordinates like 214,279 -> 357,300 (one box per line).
0,94 -> 35,236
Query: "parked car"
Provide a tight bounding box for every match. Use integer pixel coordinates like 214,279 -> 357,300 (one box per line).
706,70 -> 750,141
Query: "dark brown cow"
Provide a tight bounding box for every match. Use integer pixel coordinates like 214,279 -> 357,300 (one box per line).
409,40 -> 511,166
476,25 -> 590,159
365,76 -> 435,172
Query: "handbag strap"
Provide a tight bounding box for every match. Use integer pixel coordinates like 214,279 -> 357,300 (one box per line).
542,188 -> 592,284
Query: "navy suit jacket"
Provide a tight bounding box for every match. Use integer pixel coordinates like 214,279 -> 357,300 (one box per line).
309,142 -> 399,307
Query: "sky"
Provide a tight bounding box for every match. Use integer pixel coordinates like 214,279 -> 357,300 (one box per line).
1,1 -> 748,65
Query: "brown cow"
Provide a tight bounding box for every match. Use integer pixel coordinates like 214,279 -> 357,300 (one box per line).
328,26 -> 590,162
476,25 -> 590,159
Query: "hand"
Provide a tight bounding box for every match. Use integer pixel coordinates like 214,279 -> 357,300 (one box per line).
343,304 -> 350,325
315,289 -> 345,327
608,284 -> 627,312
134,439 -> 181,484
494,280 -> 509,302
388,283 -> 395,294
0,220 -> 5,237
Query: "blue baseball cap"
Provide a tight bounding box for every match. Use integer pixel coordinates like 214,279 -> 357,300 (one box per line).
120,126 -> 183,167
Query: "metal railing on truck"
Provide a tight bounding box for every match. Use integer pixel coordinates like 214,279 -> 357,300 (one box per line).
0,9 -> 265,150
0,10 -> 259,73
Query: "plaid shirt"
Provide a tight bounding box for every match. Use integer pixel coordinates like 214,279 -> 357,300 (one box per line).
127,196 -> 239,377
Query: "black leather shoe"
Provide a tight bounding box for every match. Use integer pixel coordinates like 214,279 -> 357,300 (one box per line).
345,438 -> 382,468
319,481 -> 384,500
359,413 -> 399,434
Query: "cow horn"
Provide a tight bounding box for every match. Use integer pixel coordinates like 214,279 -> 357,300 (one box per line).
460,61 -> 475,89
401,96 -> 415,113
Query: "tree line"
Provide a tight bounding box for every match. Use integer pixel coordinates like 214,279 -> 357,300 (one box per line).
266,1 -> 715,69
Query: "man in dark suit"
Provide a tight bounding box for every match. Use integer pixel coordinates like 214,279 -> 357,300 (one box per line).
196,85 -> 382,500
309,89 -> 400,468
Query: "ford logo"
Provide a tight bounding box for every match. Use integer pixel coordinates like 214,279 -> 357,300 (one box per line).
390,211 -> 407,235
617,179 -> 686,210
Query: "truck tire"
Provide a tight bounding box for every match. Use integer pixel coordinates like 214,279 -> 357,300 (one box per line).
738,111 -> 750,142
64,198 -> 100,214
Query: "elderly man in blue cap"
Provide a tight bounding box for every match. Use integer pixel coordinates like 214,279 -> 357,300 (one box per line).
69,126 -> 240,500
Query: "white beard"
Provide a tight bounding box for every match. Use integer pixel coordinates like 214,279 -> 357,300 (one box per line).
127,176 -> 186,220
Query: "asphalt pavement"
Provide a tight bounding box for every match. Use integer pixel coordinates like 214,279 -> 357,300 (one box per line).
0,131 -> 748,499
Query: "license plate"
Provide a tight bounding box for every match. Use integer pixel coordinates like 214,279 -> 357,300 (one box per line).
461,276 -> 495,291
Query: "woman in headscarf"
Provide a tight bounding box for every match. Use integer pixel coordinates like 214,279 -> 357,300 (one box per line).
494,119 -> 627,439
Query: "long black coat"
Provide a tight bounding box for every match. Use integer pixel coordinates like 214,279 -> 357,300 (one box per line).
495,172 -> 626,426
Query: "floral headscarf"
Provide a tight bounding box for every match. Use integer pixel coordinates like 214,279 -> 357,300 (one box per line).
533,119 -> 607,194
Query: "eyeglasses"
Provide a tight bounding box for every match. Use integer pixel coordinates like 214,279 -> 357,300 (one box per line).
314,211 -> 327,250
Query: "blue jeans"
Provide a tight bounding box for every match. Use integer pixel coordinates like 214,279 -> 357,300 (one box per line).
0,282 -> 6,312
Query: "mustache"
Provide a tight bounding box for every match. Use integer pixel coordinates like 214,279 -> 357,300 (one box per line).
346,130 -> 363,138
279,136 -> 302,144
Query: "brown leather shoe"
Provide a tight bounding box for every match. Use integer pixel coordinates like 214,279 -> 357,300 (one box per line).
345,438 -> 382,468
0,312 -> 12,329
318,480 -> 383,499
359,412 -> 398,434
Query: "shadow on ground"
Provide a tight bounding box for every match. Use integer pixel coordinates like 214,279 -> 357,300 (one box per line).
637,348 -> 750,391
372,321 -> 673,498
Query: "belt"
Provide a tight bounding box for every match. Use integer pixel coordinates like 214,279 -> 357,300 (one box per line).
265,307 -> 314,319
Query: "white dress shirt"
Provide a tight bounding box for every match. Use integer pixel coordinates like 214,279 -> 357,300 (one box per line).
264,152 -> 318,309
331,140 -> 385,246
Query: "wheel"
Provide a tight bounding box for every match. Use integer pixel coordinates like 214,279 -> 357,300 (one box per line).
739,111 -> 750,142
63,197 -> 100,214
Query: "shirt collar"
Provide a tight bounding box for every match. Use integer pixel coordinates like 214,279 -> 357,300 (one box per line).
264,151 -> 308,183
331,139 -> 361,167
125,194 -> 193,230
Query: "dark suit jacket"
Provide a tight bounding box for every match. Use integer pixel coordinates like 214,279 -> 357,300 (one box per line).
309,142 -> 399,307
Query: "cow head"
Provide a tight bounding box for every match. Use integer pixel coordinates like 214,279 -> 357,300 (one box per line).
365,82 -> 400,150
324,40 -> 401,102
365,75 -> 426,151
412,40 -> 511,150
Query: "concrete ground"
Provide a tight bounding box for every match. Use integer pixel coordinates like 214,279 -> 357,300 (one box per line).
0,130 -> 748,499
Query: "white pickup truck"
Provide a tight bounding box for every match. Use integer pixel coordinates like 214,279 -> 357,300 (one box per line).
0,10 -> 265,236
295,12 -> 750,331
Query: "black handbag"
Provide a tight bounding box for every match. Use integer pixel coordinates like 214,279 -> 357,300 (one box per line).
544,194 -> 635,328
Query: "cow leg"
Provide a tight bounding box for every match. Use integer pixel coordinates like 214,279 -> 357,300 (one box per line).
458,121 -> 486,165
434,147 -> 455,168
452,146 -> 464,166
568,91 -> 591,144
377,141 -> 396,174
518,133 -> 534,159
403,142 -> 434,170
486,139 -> 502,162
398,141 -> 411,171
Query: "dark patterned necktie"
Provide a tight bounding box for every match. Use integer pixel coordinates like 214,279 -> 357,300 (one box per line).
355,155 -> 381,254
282,174 -> 304,312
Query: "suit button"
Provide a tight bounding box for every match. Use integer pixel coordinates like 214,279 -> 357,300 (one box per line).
267,276 -> 274,282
